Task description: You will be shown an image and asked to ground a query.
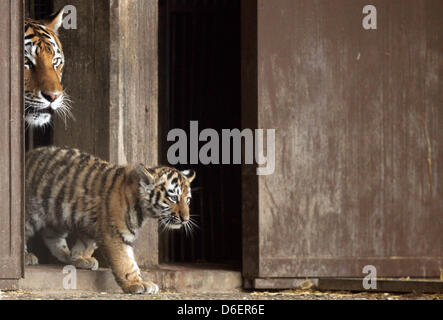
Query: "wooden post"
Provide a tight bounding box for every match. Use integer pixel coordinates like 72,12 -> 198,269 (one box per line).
241,0 -> 259,279
53,0 -> 159,267
109,0 -> 159,268
0,0 -> 24,289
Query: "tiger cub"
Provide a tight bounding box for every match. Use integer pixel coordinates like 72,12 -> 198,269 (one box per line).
25,146 -> 196,294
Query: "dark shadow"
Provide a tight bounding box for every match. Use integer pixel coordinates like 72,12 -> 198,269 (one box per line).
158,0 -> 242,269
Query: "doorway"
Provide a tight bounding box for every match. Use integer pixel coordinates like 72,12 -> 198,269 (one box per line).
24,0 -> 243,270
24,0 -> 57,264
25,0 -> 54,151
158,0 -> 242,269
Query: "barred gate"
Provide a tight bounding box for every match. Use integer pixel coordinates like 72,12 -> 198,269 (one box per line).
159,0 -> 242,267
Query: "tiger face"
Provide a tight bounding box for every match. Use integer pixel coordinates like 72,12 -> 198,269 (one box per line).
135,165 -> 196,231
25,9 -> 70,127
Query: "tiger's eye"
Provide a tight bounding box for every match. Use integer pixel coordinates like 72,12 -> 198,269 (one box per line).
25,58 -> 34,69
53,57 -> 63,67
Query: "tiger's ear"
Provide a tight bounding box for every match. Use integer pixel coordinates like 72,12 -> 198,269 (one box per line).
45,8 -> 64,33
135,164 -> 156,187
182,169 -> 196,183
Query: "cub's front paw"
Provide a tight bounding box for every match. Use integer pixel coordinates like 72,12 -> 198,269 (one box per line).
124,281 -> 159,294
25,252 -> 39,265
73,257 -> 99,270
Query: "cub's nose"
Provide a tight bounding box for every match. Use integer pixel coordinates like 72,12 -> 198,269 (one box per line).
41,91 -> 61,102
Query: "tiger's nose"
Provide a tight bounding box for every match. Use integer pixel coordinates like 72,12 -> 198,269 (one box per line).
42,91 -> 61,102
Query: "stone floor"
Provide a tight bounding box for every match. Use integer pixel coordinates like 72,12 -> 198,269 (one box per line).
0,289 -> 441,300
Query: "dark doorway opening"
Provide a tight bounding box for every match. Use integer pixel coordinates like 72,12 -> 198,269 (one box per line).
25,0 -> 54,151
158,0 -> 242,269
25,0 -> 56,264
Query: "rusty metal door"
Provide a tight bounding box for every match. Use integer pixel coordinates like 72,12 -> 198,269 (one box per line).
243,0 -> 442,288
0,0 -> 24,290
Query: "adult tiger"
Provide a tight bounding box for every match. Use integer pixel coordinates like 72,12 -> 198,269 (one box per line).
25,9 -> 71,127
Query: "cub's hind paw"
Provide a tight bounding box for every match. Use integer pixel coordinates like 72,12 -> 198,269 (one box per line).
73,257 -> 99,270
25,253 -> 39,265
124,281 -> 159,295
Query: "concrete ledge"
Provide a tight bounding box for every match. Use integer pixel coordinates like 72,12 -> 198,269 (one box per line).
19,264 -> 242,293
318,278 -> 443,294
243,277 -> 443,294
244,277 -> 318,290
0,279 -> 19,291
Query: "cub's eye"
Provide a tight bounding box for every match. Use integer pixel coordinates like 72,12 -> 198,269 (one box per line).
168,195 -> 178,203
24,58 -> 34,69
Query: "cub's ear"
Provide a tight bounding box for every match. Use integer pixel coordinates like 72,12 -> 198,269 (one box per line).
135,164 -> 156,187
45,8 -> 64,33
182,169 -> 196,183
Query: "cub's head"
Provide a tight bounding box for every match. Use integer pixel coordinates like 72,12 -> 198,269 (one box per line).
25,9 -> 70,127
135,165 -> 196,231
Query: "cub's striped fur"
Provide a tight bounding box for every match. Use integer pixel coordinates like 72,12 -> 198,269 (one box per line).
25,146 -> 196,294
